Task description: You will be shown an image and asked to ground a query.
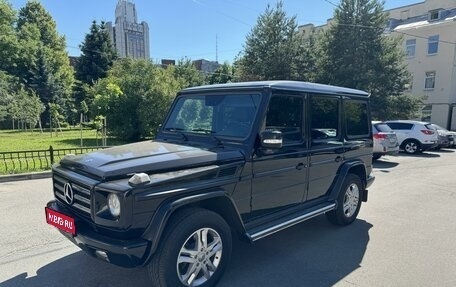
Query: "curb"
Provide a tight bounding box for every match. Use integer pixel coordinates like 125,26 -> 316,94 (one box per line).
0,171 -> 52,183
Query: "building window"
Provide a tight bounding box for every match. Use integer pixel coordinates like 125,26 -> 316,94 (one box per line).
427,35 -> 439,55
425,71 -> 436,90
429,10 -> 440,21
406,39 -> 416,57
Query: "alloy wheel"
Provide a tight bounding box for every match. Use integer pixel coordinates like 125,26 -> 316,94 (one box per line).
177,228 -> 223,286
343,183 -> 360,218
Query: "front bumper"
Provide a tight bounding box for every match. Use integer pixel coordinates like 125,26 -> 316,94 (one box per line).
47,201 -> 150,268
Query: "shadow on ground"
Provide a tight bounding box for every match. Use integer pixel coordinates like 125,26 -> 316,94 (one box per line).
432,148 -> 455,153
1,216 -> 372,287
397,151 -> 440,158
373,159 -> 399,169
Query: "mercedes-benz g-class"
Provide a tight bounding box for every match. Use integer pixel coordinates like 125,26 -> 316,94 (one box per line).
46,81 -> 375,287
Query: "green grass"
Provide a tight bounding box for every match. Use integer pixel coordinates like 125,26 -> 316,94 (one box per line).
0,129 -> 131,174
0,129 -> 129,152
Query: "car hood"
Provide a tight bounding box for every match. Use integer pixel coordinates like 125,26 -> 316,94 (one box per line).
58,140 -> 245,179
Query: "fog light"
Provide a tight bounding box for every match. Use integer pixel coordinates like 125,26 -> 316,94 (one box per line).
107,193 -> 121,217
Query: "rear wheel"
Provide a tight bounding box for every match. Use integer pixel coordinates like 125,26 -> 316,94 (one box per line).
402,139 -> 421,154
148,208 -> 232,287
327,174 -> 363,226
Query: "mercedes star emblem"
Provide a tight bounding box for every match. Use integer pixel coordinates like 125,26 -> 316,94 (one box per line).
64,183 -> 74,205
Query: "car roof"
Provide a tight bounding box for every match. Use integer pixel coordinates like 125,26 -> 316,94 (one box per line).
181,81 -> 369,97
385,120 -> 430,125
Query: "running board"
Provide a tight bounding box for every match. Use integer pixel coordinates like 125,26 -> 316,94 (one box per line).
247,203 -> 336,242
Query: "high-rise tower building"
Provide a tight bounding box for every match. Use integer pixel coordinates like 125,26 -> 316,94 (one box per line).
106,0 -> 150,59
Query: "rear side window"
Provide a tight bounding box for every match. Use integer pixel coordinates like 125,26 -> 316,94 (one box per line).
310,95 -> 339,140
374,123 -> 393,132
344,100 -> 369,138
387,122 -> 413,130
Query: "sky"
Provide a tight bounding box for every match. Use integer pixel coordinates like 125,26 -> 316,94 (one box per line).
10,0 -> 420,64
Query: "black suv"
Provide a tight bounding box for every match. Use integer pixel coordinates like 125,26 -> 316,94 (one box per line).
46,81 -> 374,287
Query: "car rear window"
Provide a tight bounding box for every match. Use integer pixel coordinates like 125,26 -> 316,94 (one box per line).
374,123 -> 393,132
425,124 -> 436,130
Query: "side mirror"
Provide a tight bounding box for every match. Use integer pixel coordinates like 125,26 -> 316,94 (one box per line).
260,130 -> 283,149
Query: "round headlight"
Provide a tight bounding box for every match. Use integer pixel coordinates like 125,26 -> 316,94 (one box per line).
107,193 -> 121,217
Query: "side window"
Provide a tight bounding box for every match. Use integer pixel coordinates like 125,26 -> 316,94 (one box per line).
387,123 -> 413,130
310,96 -> 340,141
265,95 -> 304,144
344,100 -> 369,138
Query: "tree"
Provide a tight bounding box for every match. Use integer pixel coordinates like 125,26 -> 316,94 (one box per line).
76,21 -> 117,85
0,0 -> 19,73
207,62 -> 235,84
315,0 -> 411,119
0,71 -> 15,121
173,58 -> 206,89
236,1 -> 309,81
15,1 -> 74,125
89,59 -> 181,140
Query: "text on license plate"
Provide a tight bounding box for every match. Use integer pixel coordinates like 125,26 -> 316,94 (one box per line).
45,207 -> 76,235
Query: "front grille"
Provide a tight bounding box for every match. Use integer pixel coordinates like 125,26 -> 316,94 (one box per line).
53,174 -> 92,216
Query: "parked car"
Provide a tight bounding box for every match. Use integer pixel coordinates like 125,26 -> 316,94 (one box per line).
372,121 -> 399,160
430,124 -> 456,149
385,120 -> 438,154
45,81 -> 375,287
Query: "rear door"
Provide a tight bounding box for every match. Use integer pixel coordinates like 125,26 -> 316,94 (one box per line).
307,94 -> 343,201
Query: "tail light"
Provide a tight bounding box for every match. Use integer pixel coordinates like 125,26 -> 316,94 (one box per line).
373,133 -> 387,139
421,130 -> 435,135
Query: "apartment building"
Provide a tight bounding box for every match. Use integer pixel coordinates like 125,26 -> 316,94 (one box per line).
299,0 -> 456,130
106,0 -> 150,59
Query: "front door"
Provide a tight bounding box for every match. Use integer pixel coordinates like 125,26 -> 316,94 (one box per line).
251,93 -> 308,218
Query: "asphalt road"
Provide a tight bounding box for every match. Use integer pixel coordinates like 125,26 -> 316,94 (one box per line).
1,150 -> 456,287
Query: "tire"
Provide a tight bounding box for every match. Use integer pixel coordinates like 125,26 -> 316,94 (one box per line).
148,208 -> 232,287
326,174 -> 363,226
402,139 -> 421,154
372,154 -> 381,161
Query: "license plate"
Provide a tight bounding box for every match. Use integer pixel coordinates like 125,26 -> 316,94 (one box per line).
45,207 -> 76,235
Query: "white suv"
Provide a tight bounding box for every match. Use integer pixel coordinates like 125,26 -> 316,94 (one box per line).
385,120 -> 438,154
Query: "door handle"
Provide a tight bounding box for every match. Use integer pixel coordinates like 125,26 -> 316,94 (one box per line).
296,163 -> 305,170
335,156 -> 343,162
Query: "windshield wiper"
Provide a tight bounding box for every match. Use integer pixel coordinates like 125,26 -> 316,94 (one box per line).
191,128 -> 216,133
164,127 -> 188,141
191,129 -> 223,147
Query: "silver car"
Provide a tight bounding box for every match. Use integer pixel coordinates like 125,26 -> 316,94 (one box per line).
372,121 -> 399,160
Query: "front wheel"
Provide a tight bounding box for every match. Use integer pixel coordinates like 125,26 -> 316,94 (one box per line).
326,174 -> 363,226
148,208 -> 232,287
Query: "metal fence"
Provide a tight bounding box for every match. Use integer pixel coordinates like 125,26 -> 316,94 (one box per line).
0,146 -> 110,174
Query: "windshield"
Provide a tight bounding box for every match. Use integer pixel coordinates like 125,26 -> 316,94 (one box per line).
164,93 -> 261,139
